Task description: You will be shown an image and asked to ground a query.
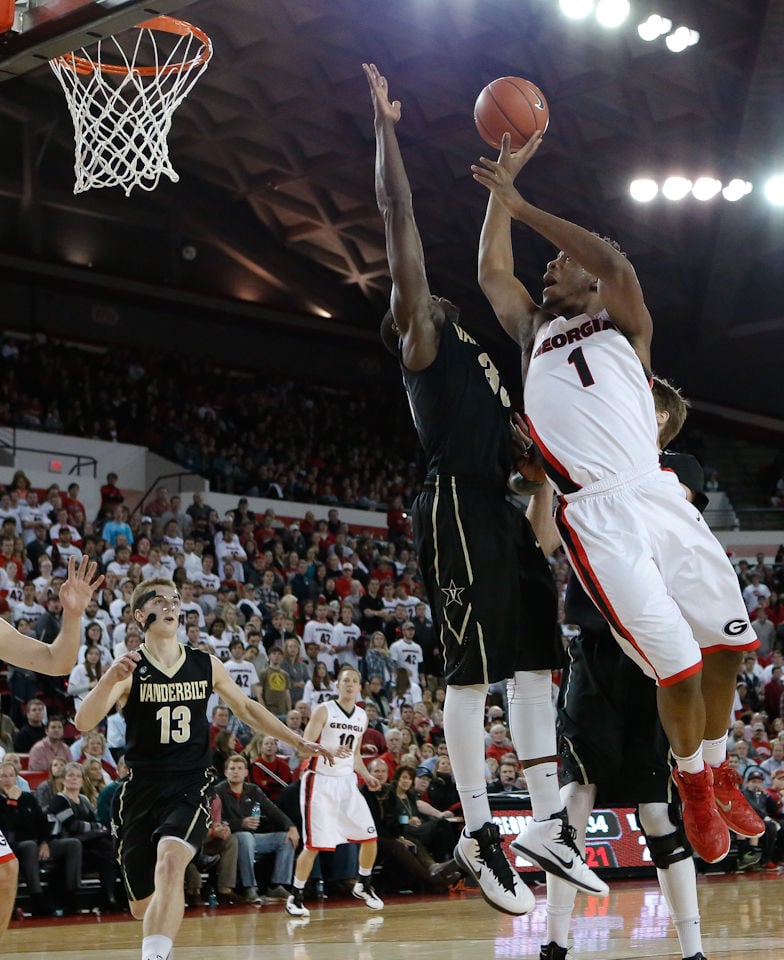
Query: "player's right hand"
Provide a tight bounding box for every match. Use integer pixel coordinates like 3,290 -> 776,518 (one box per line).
363,62 -> 401,125
107,651 -> 140,682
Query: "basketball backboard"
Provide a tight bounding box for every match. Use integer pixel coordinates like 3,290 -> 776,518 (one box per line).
0,0 -> 196,80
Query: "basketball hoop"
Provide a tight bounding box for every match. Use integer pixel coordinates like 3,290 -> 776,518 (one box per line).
50,15 -> 212,196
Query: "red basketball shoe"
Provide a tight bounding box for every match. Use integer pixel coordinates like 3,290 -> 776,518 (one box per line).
672,765 -> 730,864
711,759 -> 766,838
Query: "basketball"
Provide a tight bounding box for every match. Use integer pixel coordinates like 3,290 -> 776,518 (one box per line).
474,76 -> 549,152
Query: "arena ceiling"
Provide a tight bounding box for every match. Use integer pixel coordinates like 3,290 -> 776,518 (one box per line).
1,0 -> 783,415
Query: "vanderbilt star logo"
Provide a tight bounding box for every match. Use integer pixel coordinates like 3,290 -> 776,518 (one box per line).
441,579 -> 465,606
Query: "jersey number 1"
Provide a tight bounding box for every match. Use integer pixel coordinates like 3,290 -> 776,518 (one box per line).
567,347 -> 595,387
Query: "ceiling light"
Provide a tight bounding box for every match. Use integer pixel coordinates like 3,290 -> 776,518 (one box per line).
596,0 -> 630,28
637,14 -> 672,41
764,175 -> 784,206
629,179 -> 658,202
665,26 -> 693,52
692,177 -> 722,201
559,0 -> 594,20
661,177 -> 692,200
722,179 -> 752,201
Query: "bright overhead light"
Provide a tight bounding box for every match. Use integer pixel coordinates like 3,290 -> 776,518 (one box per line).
559,0 -> 594,20
629,179 -> 658,202
722,179 -> 752,201
692,177 -> 722,201
764,175 -> 784,206
637,14 -> 672,41
596,0 -> 630,28
665,25 -> 698,52
661,177 -> 692,200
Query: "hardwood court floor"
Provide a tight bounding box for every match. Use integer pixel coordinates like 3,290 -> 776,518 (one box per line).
4,871 -> 783,959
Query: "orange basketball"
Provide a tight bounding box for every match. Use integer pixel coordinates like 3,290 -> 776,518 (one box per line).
474,76 -> 549,151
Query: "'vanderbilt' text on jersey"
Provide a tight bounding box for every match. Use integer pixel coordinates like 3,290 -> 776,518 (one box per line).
525,310 -> 659,493
123,644 -> 213,774
402,320 -> 512,487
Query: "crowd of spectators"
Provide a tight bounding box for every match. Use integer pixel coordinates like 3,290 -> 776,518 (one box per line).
0,472 -> 498,915
1,345 -> 784,914
0,335 -> 420,507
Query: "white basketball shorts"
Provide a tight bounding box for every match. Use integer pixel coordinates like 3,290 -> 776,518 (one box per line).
555,466 -> 758,685
300,769 -> 377,850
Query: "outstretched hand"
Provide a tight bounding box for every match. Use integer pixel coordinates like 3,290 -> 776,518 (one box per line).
363,62 -> 401,124
471,132 -> 542,205
299,739 -> 337,766
58,556 -> 105,617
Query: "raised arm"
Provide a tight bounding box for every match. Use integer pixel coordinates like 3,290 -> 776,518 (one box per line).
363,62 -> 438,371
473,136 -> 653,368
478,134 -> 547,349
0,556 -> 103,675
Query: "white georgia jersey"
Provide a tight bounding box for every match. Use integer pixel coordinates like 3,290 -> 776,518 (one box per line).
311,698 -> 367,778
524,310 -> 659,493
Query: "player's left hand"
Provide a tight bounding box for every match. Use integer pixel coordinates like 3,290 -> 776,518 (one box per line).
364,774 -> 381,791
472,134 -> 540,204
59,556 -> 105,616
496,130 -> 542,179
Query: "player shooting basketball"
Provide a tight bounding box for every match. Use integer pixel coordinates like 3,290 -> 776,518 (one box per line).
364,61 -> 607,915
474,132 -> 765,867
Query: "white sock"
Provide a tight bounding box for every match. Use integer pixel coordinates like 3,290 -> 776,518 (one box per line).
142,936 -> 173,960
658,859 -> 702,958
525,761 -> 562,821
443,683 -> 492,833
507,671 -> 562,819
672,746 -> 704,775
702,734 -> 728,768
293,878 -> 306,891
545,878 -> 576,947
638,802 -> 703,959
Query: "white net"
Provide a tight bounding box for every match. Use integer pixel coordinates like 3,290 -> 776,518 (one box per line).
50,17 -> 212,196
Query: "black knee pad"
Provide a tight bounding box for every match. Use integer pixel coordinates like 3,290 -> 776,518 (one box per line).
643,828 -> 692,870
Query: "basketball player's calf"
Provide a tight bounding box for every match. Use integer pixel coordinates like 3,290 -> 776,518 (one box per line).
506,670 -> 609,897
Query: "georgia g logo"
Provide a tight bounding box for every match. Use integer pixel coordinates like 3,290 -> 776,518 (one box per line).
723,619 -> 749,637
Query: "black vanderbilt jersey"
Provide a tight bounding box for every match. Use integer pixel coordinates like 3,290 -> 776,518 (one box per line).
123,644 -> 213,774
401,320 -> 513,487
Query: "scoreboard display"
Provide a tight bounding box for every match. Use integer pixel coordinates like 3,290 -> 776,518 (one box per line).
488,795 -> 654,878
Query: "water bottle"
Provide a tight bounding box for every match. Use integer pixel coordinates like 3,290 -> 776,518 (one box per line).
251,802 -> 261,819
208,890 -> 218,908
315,879 -> 325,900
